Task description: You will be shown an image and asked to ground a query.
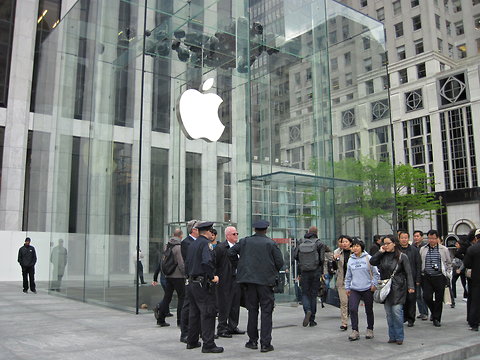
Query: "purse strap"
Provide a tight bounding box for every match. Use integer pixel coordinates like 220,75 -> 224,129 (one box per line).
365,255 -> 373,280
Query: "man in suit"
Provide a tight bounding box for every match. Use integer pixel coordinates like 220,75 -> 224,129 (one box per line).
463,229 -> 480,331
214,226 -> 245,338
179,219 -> 199,343
228,220 -> 284,353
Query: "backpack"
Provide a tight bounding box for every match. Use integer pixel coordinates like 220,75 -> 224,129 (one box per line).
161,244 -> 178,275
298,239 -> 319,272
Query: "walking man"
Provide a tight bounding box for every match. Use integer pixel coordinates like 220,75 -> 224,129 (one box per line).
228,220 -> 284,353
294,226 -> 325,327
419,230 -> 452,327
18,237 -> 37,294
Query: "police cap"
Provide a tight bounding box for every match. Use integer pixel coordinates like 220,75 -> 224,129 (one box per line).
252,220 -> 269,229
196,221 -> 214,231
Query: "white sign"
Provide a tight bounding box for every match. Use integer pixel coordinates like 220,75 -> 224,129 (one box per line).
178,78 -> 225,142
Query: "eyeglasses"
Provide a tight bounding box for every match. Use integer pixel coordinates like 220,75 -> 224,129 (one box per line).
383,241 -> 393,245
232,232 -> 239,235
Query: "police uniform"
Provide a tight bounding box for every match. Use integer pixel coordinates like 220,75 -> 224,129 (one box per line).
228,220 -> 284,353
184,222 -> 223,353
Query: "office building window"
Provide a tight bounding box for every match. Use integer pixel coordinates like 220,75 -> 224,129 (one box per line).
474,15 -> 480,29
360,0 -> 368,7
377,7 -> 385,21
339,133 -> 360,159
369,126 -> 390,161
477,38 -> 480,53
393,0 -> 402,15
435,14 -> 441,29
382,75 -> 389,89
332,77 -> 340,90
452,0 -> 462,12
399,69 -> 408,84
448,43 -> 454,57
446,21 -> 452,35
439,73 -> 468,106
342,24 -> 349,40
457,44 -> 467,58
363,37 -> 371,50
414,39 -> 423,54
394,22 -> 404,37
406,89 -> 423,111
0,0 -> 16,108
371,99 -> 389,121
330,57 -> 338,71
344,52 -> 351,66
366,80 -> 374,94
403,117 -> 432,167
455,21 -> 464,35
342,109 -> 356,129
329,30 -> 337,44
412,15 -> 422,30
397,45 -> 406,60
417,63 -> 426,78
364,57 -> 372,71
438,38 -> 443,52
411,0 -> 420,7
345,72 -> 353,86
287,146 -> 305,169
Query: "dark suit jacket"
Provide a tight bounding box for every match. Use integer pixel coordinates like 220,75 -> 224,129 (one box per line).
228,233 -> 284,287
463,242 -> 480,286
181,235 -> 195,262
214,241 -> 236,289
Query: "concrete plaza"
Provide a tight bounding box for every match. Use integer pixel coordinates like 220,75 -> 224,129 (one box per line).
1,282 -> 479,360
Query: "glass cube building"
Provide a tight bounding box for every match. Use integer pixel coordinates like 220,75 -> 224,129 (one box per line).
26,0 -> 394,311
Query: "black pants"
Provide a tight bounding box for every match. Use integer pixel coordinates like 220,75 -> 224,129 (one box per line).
157,277 -> 185,324
300,270 -> 321,321
403,291 -> 417,323
217,279 -> 241,334
22,266 -> 36,292
467,284 -> 480,327
244,283 -> 275,347
452,270 -> 468,298
187,282 -> 217,349
136,261 -> 145,284
422,274 -> 446,322
180,282 -> 191,339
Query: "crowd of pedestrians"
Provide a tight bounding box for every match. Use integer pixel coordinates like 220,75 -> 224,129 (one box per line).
149,222 -> 480,354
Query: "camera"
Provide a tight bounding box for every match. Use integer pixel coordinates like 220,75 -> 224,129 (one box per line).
432,264 -> 439,271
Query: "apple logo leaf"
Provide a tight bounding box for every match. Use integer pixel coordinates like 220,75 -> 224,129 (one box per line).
202,78 -> 215,91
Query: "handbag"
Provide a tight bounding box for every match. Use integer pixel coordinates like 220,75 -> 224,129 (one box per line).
373,260 -> 399,304
443,286 -> 452,305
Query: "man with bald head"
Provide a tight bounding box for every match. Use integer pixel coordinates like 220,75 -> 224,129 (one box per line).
214,226 -> 245,338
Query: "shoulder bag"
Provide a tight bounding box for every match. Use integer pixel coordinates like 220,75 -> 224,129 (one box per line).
373,257 -> 400,304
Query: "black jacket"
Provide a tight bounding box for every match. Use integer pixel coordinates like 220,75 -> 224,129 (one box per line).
18,245 -> 37,267
463,242 -> 480,286
185,235 -> 215,279
370,251 -> 414,305
399,244 -> 422,284
214,241 -> 236,289
228,233 -> 284,287
181,235 -> 195,262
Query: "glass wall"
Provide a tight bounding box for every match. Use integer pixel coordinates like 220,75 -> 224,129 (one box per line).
28,0 -> 393,311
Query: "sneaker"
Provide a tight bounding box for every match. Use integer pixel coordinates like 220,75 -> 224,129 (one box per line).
365,329 -> 374,339
463,298 -> 468,302
420,314 -> 428,321
303,311 -> 312,327
348,330 -> 359,341
416,314 -> 423,319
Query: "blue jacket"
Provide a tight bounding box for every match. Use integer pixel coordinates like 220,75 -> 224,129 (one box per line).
345,251 -> 379,292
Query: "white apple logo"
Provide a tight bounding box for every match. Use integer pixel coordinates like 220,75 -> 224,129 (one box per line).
178,78 -> 225,142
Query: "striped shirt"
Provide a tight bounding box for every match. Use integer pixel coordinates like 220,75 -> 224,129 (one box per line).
424,245 -> 442,276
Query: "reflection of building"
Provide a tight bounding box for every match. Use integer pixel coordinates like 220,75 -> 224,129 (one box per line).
0,0 -> 391,311
341,0 -> 480,237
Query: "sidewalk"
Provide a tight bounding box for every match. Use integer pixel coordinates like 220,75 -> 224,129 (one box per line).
1,282 -> 479,360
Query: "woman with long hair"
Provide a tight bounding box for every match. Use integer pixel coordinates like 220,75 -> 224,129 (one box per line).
370,235 -> 414,345
333,235 -> 353,331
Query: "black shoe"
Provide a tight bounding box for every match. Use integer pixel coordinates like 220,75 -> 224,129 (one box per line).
340,325 -> 348,331
407,321 -> 414,327
309,320 -> 317,327
229,328 -> 245,335
23,289 -> 28,293
261,345 -> 274,353
157,321 -> 170,327
217,332 -> 232,338
450,303 -> 455,308
166,312 -> 174,317
180,336 -> 187,343
470,326 -> 479,331
31,290 -> 37,294
245,341 -> 258,350
153,305 -> 160,320
202,346 -> 224,353
141,282 -> 147,285
433,320 -> 441,327
303,311 -> 312,327
186,342 -> 201,349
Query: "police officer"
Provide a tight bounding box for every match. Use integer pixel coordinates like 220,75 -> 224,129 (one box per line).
184,221 -> 223,354
228,220 -> 284,353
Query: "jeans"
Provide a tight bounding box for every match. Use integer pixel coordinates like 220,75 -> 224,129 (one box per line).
416,284 -> 428,316
384,303 -> 404,341
349,289 -> 374,331
300,270 -> 321,321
